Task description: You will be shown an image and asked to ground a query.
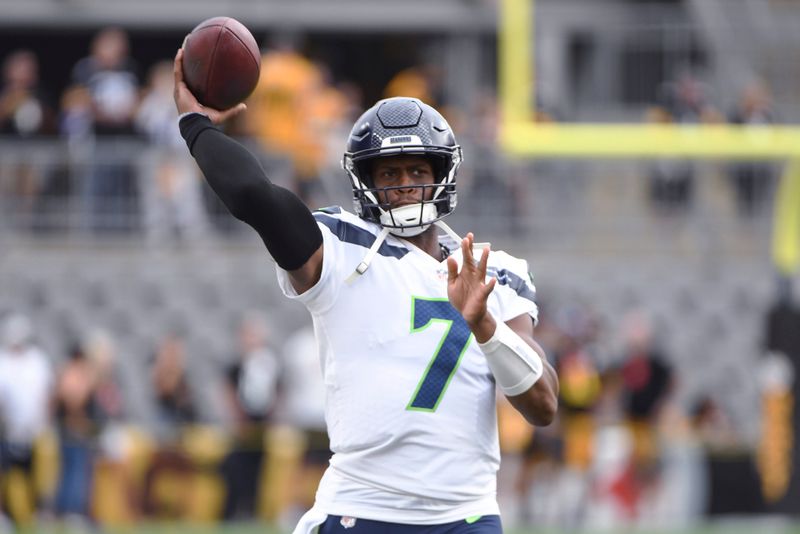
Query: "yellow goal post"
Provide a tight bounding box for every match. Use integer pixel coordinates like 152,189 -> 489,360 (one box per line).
498,0 -> 800,274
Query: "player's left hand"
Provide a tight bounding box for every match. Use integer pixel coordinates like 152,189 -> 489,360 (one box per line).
446,232 -> 497,339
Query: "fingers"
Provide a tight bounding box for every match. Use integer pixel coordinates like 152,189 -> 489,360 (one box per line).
483,276 -> 497,297
461,233 -> 491,273
173,48 -> 198,115
461,232 -> 474,265
451,233 -> 495,290
446,256 -> 458,283
173,48 -> 184,84
477,244 -> 490,279
218,102 -> 247,122
173,48 -> 191,108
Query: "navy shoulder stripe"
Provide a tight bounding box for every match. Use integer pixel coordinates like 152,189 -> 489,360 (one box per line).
314,213 -> 409,260
488,267 -> 537,303
315,206 -> 342,215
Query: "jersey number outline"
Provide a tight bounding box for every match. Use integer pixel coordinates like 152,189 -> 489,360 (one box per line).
407,297 -> 473,411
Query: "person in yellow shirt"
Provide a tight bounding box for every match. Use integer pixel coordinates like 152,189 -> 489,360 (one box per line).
246,44 -> 350,208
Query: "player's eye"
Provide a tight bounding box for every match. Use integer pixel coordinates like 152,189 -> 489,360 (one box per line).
411,167 -> 431,179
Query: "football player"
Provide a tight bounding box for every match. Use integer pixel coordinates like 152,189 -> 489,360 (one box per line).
173,48 -> 558,534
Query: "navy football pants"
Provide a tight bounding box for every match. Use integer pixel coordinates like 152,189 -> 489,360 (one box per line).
319,514 -> 502,533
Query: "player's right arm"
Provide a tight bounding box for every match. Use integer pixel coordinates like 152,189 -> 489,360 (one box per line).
172,48 -> 322,293
447,234 -> 558,426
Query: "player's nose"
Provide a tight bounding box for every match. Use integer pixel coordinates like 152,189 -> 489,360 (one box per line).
395,169 -> 416,190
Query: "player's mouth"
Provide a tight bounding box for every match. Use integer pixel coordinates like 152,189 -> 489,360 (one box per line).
390,199 -> 423,209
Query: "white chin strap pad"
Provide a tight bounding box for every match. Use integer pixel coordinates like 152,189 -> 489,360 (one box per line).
380,203 -> 437,237
478,321 -> 544,396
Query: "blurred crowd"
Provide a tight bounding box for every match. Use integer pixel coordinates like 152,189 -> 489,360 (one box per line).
0,27 -> 505,240
502,276 -> 800,528
2,279 -> 798,531
1,28 -> 360,238
644,68 -> 778,218
0,24 -> 796,533
0,27 -> 781,242
0,310 -> 329,531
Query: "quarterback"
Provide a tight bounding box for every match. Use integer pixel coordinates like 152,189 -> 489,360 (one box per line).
173,49 -> 558,533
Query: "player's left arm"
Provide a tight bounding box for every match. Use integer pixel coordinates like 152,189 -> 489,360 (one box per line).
502,313 -> 559,426
446,233 -> 558,427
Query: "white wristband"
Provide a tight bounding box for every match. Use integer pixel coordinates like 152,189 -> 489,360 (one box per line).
478,321 -> 544,396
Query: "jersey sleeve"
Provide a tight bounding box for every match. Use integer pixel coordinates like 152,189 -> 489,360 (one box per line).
488,251 -> 539,325
275,217 -> 348,315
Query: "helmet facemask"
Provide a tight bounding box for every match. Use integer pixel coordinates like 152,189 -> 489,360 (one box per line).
343,98 -> 462,237
344,147 -> 460,237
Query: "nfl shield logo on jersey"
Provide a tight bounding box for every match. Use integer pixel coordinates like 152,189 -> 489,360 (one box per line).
340,516 -> 357,529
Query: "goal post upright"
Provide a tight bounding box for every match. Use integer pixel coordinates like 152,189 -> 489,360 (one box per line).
498,0 -> 800,272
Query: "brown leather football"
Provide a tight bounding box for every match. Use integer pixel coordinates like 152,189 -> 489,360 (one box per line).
181,17 -> 261,110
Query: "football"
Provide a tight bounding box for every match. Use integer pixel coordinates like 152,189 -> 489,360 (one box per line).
181,16 -> 261,110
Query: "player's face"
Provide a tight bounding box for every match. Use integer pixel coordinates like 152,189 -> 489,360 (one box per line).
371,155 -> 436,207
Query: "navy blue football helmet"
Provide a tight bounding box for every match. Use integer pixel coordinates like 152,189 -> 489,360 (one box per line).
342,97 -> 462,236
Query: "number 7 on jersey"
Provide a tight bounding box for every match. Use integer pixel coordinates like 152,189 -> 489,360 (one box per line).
407,297 -> 473,411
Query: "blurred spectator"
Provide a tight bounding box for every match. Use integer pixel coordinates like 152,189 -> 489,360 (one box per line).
0,50 -> 55,230
135,60 -> 210,244
0,314 -> 54,528
645,70 -> 719,214
83,329 -> 145,528
271,325 -> 328,526
142,329 -> 196,518
610,311 -> 674,520
247,37 -> 349,208
149,330 -> 195,441
86,330 -> 125,434
71,27 -> 140,233
0,50 -> 53,137
617,312 -> 674,422
53,342 -> 96,524
515,304 -> 601,528
53,328 -> 127,527
758,275 -> 800,513
683,395 -> 735,518
512,423 -> 562,528
72,28 -> 139,137
727,81 -> 777,217
219,311 -> 280,521
383,64 -> 442,106
462,91 -> 521,233
247,42 -> 320,206
59,85 -> 93,145
694,392 -> 764,517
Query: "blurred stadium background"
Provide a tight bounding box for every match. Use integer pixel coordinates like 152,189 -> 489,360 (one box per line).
1,0 -> 800,532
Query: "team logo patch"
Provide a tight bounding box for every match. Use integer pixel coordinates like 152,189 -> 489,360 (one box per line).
340,516 -> 357,529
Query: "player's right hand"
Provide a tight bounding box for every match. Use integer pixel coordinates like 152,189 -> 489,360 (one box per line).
173,48 -> 246,124
446,232 -> 497,342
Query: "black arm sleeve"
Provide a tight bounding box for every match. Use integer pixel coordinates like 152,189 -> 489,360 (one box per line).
179,113 -> 322,271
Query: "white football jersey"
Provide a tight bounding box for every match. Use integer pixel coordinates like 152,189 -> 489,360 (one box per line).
277,208 -> 538,525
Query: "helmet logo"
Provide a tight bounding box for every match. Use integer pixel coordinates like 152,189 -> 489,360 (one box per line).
381,135 -> 422,148
388,136 -> 412,144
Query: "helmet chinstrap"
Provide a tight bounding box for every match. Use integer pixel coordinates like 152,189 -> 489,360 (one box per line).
356,183 -> 455,228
